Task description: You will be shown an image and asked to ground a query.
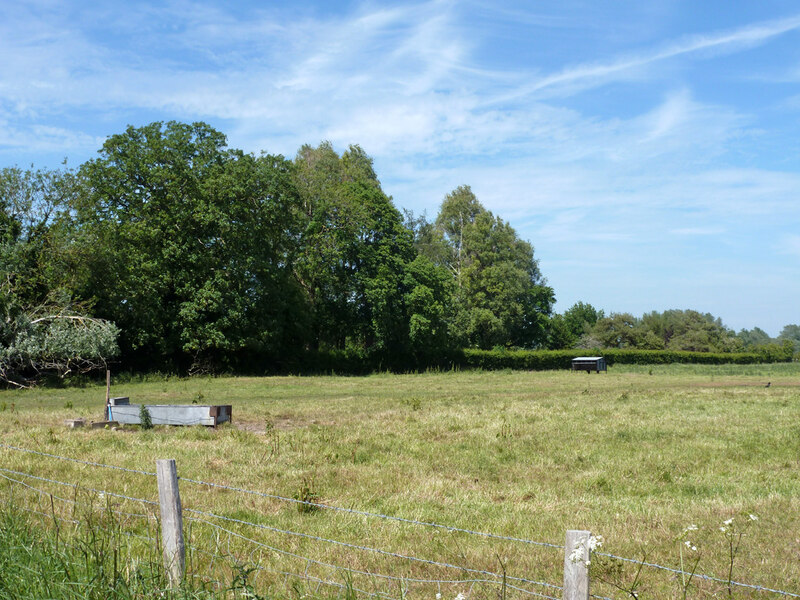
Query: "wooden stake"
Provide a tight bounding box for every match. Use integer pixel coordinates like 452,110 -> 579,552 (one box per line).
105,370 -> 111,419
156,459 -> 185,587
563,530 -> 590,600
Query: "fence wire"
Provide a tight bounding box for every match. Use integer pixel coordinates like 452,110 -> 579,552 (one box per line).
185,514 -> 561,598
593,551 -> 800,598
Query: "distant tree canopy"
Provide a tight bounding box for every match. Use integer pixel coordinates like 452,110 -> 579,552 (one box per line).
575,309 -> 777,353
779,324 -> 800,353
737,327 -> 773,349
1,120 -> 795,379
547,301 -> 604,349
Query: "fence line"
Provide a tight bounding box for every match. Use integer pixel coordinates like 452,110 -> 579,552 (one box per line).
1,464 -> 564,598
0,442 -> 561,549
2,445 -> 798,599
593,551 -> 800,599
186,514 -> 561,596
1,463 -> 557,593
0,465 -> 158,506
184,505 -> 560,591
0,470 -> 79,507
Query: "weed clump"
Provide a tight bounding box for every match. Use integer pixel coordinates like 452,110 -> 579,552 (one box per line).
139,404 -> 153,430
294,477 -> 320,514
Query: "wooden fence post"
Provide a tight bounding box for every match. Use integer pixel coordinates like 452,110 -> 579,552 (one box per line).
563,529 -> 590,600
156,459 -> 185,587
105,370 -> 111,420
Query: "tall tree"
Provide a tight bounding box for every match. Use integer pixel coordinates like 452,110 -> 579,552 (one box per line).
292,143 -> 408,351
293,143 -> 454,356
0,165 -> 82,307
75,121 -> 304,370
423,186 -> 553,349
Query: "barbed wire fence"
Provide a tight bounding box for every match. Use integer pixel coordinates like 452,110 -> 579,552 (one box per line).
0,442 -> 797,600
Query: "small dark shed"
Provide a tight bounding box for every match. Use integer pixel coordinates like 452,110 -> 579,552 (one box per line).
571,356 -> 607,373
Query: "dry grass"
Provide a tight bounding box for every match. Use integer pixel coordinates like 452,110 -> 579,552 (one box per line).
1,364 -> 799,598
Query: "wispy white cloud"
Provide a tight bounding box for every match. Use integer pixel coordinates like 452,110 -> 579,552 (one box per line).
490,12 -> 800,101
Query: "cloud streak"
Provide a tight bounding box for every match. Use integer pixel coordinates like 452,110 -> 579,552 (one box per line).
491,12 -> 800,101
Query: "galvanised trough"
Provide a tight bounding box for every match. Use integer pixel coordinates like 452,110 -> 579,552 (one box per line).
107,397 -> 232,427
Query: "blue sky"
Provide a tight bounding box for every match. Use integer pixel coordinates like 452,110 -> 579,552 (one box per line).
2,1 -> 799,335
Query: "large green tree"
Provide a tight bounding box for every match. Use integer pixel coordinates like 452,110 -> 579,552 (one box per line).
419,185 -> 553,349
75,121 -> 304,370
292,143 -> 452,356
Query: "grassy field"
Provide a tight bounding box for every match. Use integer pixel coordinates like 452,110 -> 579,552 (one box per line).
1,364 -> 799,599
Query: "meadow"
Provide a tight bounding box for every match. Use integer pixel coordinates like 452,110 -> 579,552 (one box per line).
1,364 -> 799,599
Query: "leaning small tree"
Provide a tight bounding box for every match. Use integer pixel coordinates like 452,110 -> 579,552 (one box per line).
0,305 -> 120,388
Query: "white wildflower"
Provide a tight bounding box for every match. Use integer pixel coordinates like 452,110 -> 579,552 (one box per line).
723,518 -> 734,526
684,540 -> 697,552
455,593 -> 466,600
719,527 -> 727,533
685,524 -> 698,532
436,594 -> 442,600
748,514 -> 758,521
587,535 -> 604,551
569,546 -> 585,564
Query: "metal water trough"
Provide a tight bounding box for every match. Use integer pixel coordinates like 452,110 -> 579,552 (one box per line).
107,397 -> 232,427
571,356 -> 607,373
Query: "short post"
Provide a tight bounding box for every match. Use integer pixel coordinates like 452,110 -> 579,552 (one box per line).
105,370 -> 111,420
563,529 -> 590,600
156,459 -> 185,587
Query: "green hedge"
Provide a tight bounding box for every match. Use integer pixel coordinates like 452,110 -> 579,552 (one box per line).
459,343 -> 795,371
115,342 -> 794,378
269,343 -> 793,374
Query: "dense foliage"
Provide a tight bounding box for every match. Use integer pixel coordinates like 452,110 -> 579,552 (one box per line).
0,121 -> 796,378
1,122 -> 553,375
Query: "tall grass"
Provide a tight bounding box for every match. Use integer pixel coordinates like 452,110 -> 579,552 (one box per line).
0,506 -> 213,599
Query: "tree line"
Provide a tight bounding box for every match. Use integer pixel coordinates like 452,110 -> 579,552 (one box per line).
1,121 -> 796,385
548,306 -> 798,354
